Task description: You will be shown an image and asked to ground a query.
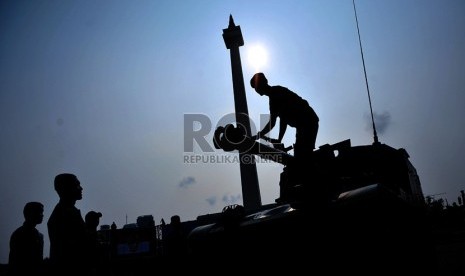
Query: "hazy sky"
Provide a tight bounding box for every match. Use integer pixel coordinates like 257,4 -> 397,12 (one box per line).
1,0 -> 464,263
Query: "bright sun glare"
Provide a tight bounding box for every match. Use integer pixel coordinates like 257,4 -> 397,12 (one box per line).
247,44 -> 268,71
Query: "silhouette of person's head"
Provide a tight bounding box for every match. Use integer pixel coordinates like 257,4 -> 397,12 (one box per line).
23,202 -> 44,225
170,215 -> 181,226
9,202 -> 44,271
85,211 -> 102,231
250,72 -> 269,95
54,173 -> 82,201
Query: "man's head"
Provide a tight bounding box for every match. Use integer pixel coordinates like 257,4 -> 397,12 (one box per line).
85,211 -> 102,230
54,173 -> 83,201
171,215 -> 181,225
23,201 -> 44,225
250,72 -> 268,95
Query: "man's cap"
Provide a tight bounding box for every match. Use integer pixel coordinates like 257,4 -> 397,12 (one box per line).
85,211 -> 102,222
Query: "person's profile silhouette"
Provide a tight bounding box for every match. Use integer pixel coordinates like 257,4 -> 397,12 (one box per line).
47,173 -> 88,275
9,201 -> 44,275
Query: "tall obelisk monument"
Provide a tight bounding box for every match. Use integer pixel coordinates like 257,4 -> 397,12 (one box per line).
222,15 -> 261,211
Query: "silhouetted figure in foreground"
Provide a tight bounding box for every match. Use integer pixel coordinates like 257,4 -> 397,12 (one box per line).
163,215 -> 188,257
85,211 -> 104,275
250,73 -> 320,202
9,202 -> 44,275
47,173 -> 88,275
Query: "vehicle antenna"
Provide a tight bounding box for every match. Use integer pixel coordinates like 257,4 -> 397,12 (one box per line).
353,0 -> 379,144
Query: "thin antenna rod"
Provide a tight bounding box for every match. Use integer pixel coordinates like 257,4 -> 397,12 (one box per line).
353,0 -> 379,144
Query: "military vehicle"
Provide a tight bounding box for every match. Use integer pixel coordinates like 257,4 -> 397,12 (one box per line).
187,124 -> 433,272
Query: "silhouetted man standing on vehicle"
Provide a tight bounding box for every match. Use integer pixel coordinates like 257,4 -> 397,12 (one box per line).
250,72 -> 319,159
250,73 -> 320,203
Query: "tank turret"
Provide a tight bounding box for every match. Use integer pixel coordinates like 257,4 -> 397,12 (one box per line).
213,124 -> 425,207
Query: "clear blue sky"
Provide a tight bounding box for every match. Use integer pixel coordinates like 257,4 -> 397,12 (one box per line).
1,0 -> 464,263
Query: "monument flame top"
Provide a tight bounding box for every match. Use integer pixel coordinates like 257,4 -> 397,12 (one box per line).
223,15 -> 244,49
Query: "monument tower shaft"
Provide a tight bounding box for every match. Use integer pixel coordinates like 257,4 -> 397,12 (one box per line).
222,15 -> 261,211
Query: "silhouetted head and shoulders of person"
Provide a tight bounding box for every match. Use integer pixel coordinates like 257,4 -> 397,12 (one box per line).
171,215 -> 181,227
250,72 -> 318,122
47,173 -> 87,271
85,211 -> 102,247
167,215 -> 183,240
164,215 -> 188,257
48,173 -> 85,234
9,201 -> 44,274
85,211 -> 102,232
251,72 -> 297,104
250,72 -> 301,101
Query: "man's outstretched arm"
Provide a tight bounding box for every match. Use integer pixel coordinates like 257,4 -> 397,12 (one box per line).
278,119 -> 287,143
256,114 -> 277,139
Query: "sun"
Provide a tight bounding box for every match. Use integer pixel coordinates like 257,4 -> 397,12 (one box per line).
247,44 -> 268,71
